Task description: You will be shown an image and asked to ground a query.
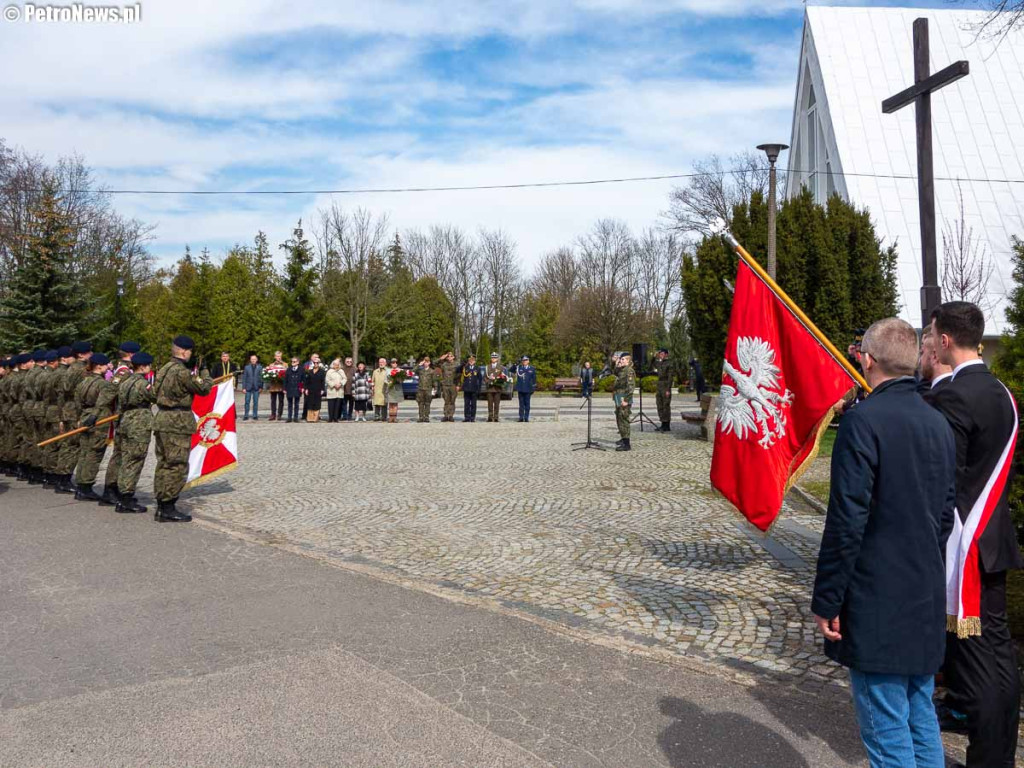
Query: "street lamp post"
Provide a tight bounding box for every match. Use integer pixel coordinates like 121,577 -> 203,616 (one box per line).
757,143 -> 789,280
115,278 -> 125,340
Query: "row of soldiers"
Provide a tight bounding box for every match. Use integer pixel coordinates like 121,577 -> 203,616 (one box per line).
0,334 -> 212,522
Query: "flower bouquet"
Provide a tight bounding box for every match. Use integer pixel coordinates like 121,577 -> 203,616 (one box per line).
487,371 -> 509,389
389,367 -> 412,383
261,367 -> 286,385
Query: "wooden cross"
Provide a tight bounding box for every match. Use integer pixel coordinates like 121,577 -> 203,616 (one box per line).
882,18 -> 969,328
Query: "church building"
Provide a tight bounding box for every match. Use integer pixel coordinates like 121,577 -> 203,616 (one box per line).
786,6 -> 1024,336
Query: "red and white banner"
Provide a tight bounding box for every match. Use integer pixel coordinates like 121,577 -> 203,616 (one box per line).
185,378 -> 238,488
710,260 -> 856,531
945,385 -> 1018,638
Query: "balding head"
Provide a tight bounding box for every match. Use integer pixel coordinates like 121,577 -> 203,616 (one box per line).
861,318 -> 918,384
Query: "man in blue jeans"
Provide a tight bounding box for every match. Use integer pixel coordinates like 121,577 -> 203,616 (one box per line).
812,318 -> 956,768
242,354 -> 264,421
512,355 -> 537,422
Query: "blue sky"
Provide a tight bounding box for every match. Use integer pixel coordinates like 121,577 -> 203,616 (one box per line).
0,0 -> 974,270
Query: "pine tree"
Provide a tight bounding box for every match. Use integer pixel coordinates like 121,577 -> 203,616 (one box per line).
277,221 -> 319,357
993,238 -> 1024,542
0,177 -> 88,349
681,235 -> 737,381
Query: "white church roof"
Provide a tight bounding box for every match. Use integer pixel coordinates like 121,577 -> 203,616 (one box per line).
786,5 -> 1024,334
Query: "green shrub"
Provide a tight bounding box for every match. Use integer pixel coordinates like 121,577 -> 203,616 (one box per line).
640,376 -> 658,394
536,375 -> 555,392
597,376 -> 617,393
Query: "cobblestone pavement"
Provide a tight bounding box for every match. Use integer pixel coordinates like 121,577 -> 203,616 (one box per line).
154,393 -> 846,689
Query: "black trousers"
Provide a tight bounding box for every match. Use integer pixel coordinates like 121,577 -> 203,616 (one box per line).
944,569 -> 1020,767
464,392 -> 478,421
287,396 -> 300,421
327,399 -> 343,422
270,391 -> 284,418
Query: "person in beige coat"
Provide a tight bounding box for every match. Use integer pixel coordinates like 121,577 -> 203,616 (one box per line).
325,359 -> 348,423
371,357 -> 389,422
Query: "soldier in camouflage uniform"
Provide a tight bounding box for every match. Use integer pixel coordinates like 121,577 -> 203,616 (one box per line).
153,335 -> 212,522
57,341 -> 93,493
438,352 -> 457,422
415,355 -> 437,423
100,341 -> 141,505
0,357 -> 12,474
73,353 -> 113,502
613,353 -> 636,452
20,350 -> 48,483
4,354 -> 29,478
46,347 -> 75,492
115,352 -> 156,514
651,348 -> 675,433
37,349 -> 64,486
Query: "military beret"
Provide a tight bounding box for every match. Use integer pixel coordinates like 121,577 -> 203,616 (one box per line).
44,350 -> 58,362
14,353 -> 30,366
658,348 -> 669,354
71,341 -> 92,354
89,353 -> 110,367
56,346 -> 73,358
119,340 -> 141,354
173,335 -> 195,350
31,349 -> 47,362
131,352 -> 153,366
0,358 -> 8,368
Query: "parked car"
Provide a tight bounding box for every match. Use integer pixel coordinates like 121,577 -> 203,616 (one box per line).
401,368 -> 440,400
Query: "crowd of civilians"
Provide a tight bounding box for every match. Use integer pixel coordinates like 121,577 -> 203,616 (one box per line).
812,302 -> 1020,768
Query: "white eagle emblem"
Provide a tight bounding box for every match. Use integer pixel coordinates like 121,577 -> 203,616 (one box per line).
717,336 -> 794,449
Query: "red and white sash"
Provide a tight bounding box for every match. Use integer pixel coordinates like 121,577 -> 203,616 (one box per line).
945,384 -> 1018,638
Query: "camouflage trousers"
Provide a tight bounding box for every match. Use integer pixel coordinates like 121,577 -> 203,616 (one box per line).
40,420 -> 61,473
57,431 -> 82,475
74,427 -> 108,486
656,389 -> 672,424
416,391 -> 432,422
104,429 -> 123,490
616,403 -> 632,439
153,430 -> 190,502
20,417 -> 40,468
442,385 -> 457,419
118,434 -> 151,494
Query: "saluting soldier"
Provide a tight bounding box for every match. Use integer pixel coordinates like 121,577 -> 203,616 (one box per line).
459,354 -> 483,422
57,341 -> 93,493
73,353 -> 113,502
115,352 -> 156,514
613,353 -> 636,452
438,352 -> 458,422
152,335 -> 212,522
651,348 -> 675,433
415,355 -> 436,423
100,341 -> 141,506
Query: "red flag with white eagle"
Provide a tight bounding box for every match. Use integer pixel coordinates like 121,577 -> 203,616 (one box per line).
710,259 -> 857,531
185,377 -> 238,489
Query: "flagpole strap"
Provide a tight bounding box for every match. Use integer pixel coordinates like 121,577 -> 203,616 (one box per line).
724,232 -> 871,394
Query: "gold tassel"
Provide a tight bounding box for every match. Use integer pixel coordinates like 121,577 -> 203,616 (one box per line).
948,615 -> 982,638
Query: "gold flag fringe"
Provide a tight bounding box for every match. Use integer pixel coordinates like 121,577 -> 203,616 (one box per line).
183,461 -> 237,491
947,615 -> 982,638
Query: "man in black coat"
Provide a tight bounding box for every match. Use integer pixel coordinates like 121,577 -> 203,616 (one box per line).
929,301 -> 1022,767
916,323 -> 953,402
458,354 -> 483,422
283,356 -> 304,423
812,318 -> 955,767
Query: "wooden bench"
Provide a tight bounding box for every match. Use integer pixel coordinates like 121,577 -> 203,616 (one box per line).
554,378 -> 581,395
681,393 -> 716,440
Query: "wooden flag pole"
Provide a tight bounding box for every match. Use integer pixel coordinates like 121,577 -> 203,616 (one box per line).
211,373 -> 236,386
723,230 -> 872,394
37,414 -> 119,448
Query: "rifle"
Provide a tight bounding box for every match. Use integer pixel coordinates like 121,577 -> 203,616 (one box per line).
37,414 -> 119,447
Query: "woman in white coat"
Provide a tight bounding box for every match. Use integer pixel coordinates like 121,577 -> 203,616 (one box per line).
325,359 -> 348,423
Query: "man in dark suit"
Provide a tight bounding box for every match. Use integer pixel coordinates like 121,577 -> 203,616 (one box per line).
917,323 -> 953,401
929,301 -> 1021,768
211,352 -> 241,388
512,355 -> 537,422
458,354 -> 483,422
812,318 -> 955,767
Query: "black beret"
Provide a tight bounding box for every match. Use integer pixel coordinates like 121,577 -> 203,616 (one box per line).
32,349 -> 47,362
0,358 -> 8,368
89,353 -> 110,366
44,350 -> 58,362
71,341 -> 93,354
14,353 -> 30,365
119,340 -> 142,354
173,335 -> 195,350
131,352 -> 153,366
658,348 -> 669,354
56,346 -> 73,358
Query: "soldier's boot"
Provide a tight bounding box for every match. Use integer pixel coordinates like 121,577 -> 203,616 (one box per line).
42,472 -> 55,487
54,474 -> 75,495
616,439 -> 632,452
116,492 -> 147,514
155,498 -> 191,523
99,484 -> 119,507
660,422 -> 671,432
27,467 -> 44,485
74,483 -> 103,502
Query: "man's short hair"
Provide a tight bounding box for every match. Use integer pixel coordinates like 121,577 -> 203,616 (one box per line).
932,301 -> 984,350
862,318 -> 918,377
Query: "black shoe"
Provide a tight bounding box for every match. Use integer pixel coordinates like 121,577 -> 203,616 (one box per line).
616,439 -> 632,452
27,469 -> 43,485
54,475 -> 75,495
935,703 -> 969,734
660,423 -> 671,432
116,492 -> 148,514
154,500 -> 191,523
75,484 -> 102,502
99,485 -> 119,506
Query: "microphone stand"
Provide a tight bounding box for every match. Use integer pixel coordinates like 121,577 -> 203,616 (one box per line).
571,393 -> 605,451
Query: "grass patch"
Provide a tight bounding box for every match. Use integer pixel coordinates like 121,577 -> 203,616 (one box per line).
800,480 -> 831,504
817,427 -> 837,458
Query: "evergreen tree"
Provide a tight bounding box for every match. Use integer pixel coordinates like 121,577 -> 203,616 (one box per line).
993,238 -> 1024,542
680,235 -> 736,381
0,177 -> 88,349
277,221 -> 319,357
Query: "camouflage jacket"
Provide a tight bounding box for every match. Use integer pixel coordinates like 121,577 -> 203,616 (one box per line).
117,373 -> 156,437
153,358 -> 212,435
613,365 -> 635,407
416,364 -> 438,393
652,357 -> 675,387
438,359 -> 457,387
20,366 -> 43,421
75,373 -> 112,424
99,363 -> 134,418
62,361 -> 87,422
40,364 -> 66,424
5,370 -> 24,424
